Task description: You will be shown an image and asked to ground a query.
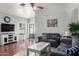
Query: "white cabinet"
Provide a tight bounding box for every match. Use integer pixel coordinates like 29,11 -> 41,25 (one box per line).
0,34 -> 17,46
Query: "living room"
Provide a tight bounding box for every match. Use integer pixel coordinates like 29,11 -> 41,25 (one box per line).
0,3 -> 35,55
35,3 -> 79,56
0,3 -> 79,56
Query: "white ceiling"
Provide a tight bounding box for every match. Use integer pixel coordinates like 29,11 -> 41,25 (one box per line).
0,3 -> 78,18
35,3 -> 49,7
36,3 -> 79,10
0,3 -> 35,18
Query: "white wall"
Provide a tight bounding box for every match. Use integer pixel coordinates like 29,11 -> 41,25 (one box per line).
35,3 -> 79,38
69,4 -> 79,22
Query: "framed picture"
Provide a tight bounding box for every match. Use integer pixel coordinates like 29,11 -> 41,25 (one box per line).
47,19 -> 57,27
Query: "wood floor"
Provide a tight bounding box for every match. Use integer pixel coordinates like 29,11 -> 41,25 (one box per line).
0,40 -> 28,56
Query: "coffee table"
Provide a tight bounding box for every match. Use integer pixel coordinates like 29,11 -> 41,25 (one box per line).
27,42 -> 51,56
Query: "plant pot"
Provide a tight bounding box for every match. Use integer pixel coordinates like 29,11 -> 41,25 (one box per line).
72,35 -> 79,46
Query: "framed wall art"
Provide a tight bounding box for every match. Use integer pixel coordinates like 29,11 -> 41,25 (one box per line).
47,19 -> 58,27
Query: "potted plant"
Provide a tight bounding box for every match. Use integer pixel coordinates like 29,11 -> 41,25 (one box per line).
69,22 -> 79,46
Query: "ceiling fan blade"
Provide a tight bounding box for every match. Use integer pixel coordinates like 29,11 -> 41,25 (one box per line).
30,3 -> 35,7
30,3 -> 44,11
20,3 -> 26,7
38,6 -> 44,9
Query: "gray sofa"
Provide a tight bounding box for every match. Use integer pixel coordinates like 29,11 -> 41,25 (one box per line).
38,33 -> 79,56
38,33 -> 61,47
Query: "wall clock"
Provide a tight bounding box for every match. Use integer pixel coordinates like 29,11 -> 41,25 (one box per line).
4,16 -> 11,23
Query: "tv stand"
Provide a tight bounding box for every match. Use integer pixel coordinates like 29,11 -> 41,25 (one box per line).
0,33 -> 17,46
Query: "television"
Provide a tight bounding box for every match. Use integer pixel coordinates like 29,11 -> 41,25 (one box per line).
1,23 -> 15,32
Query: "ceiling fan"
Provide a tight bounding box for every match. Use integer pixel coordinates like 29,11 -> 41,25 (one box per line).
30,3 -> 44,11
20,3 -> 26,7
20,3 -> 44,11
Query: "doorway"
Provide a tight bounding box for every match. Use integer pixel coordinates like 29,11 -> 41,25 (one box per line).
29,24 -> 35,39
27,24 -> 35,44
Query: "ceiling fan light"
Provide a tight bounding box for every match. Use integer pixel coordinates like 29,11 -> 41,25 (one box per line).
32,6 -> 37,11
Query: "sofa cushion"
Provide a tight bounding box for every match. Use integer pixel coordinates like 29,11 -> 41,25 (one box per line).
46,33 -> 61,39
42,36 -> 47,40
61,39 -> 72,45
48,39 -> 56,42
57,43 -> 71,52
